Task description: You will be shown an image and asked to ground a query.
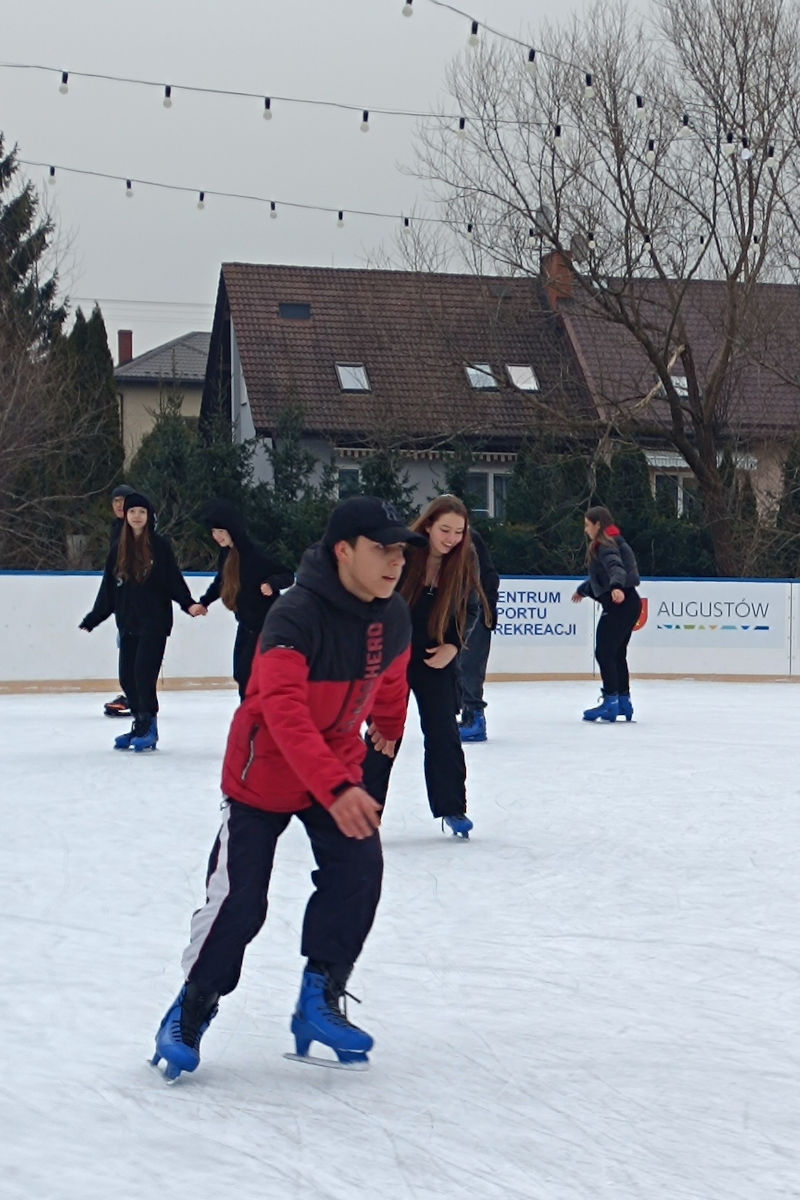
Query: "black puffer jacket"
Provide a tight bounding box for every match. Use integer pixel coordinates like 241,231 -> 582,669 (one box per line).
577,532 -> 640,603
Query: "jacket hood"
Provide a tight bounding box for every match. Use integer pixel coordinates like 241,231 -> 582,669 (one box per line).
197,499 -> 249,547
295,542 -> 399,622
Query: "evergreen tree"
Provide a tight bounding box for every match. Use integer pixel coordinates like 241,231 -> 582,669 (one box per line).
358,447 -> 416,517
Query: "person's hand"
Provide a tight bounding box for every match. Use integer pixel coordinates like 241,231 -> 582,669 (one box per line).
367,722 -> 396,758
424,644 -> 457,669
329,786 -> 382,838
78,620 -> 91,632
610,588 -> 624,605
571,592 -> 583,603
188,603 -> 206,617
260,582 -> 274,596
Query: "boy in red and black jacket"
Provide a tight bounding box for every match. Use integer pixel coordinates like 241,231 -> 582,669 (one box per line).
151,496 -> 425,1080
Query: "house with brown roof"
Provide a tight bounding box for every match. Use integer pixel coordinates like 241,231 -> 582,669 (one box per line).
544,258 -> 800,518
200,263 -> 594,516
115,330 -> 211,465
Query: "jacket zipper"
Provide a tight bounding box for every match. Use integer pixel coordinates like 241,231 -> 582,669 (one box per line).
240,726 -> 258,781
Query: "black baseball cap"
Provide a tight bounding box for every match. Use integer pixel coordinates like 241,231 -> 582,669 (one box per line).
323,496 -> 427,549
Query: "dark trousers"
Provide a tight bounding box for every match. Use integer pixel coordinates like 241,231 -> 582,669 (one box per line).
118,632 -> 167,716
458,620 -> 492,713
233,625 -> 258,701
181,798 -> 383,996
594,589 -> 642,695
362,658 -> 467,819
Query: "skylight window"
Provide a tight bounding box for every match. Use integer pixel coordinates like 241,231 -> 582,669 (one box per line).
335,363 -> 370,391
278,302 -> 311,319
506,364 -> 540,392
465,363 -> 497,389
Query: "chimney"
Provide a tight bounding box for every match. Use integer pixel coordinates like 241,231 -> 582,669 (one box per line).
118,329 -> 133,365
541,250 -> 574,309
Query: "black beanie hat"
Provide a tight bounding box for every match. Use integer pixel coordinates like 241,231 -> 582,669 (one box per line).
122,491 -> 156,530
111,484 -> 136,500
197,498 -> 248,546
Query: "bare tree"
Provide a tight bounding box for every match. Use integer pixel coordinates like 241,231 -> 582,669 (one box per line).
410,0 -> 800,574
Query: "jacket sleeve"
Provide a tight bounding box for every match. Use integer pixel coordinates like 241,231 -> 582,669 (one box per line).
158,538 -> 196,611
257,552 -> 295,594
598,543 -> 627,590
199,552 -> 223,607
256,647 -> 364,808
576,578 -> 593,598
367,646 -> 411,741
80,554 -> 116,630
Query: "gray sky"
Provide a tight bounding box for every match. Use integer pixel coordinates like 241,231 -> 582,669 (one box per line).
2,0 -> 582,357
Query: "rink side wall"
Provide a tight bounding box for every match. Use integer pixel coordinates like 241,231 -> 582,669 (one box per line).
0,572 -> 798,691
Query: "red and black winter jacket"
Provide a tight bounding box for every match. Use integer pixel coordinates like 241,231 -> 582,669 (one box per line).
221,543 -> 412,813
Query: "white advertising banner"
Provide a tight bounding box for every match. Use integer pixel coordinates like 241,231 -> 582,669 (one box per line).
489,577 -> 595,674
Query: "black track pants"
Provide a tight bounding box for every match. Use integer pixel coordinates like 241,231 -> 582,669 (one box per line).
180,798 -> 383,996
118,632 -> 167,716
362,658 -> 467,819
594,589 -> 642,695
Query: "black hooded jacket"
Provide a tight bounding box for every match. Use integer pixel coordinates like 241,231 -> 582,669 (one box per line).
197,500 -> 295,633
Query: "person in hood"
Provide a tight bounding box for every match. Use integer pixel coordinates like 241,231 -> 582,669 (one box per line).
196,499 -> 295,700
79,491 -> 205,751
102,483 -> 137,718
150,495 -> 422,1081
572,505 -> 642,722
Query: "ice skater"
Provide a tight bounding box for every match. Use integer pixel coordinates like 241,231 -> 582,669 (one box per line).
362,494 -> 482,838
571,505 -> 642,722
79,491 -> 205,751
196,498 -> 295,699
102,483 -> 136,719
150,496 -> 422,1080
457,526 -> 499,743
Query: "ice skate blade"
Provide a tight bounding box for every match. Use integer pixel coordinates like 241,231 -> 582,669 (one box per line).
148,1054 -> 183,1084
284,1051 -> 369,1071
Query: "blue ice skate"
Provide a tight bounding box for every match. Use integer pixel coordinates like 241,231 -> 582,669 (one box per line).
582,693 -> 619,722
442,813 -> 473,839
113,723 -> 135,750
131,715 -> 158,752
286,968 -> 372,1069
617,693 -> 634,722
459,711 -> 486,743
150,982 -> 218,1083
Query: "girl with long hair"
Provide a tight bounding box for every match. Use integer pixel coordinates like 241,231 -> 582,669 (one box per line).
197,499 -> 295,700
571,505 -> 642,722
363,494 -> 485,837
80,492 -> 205,750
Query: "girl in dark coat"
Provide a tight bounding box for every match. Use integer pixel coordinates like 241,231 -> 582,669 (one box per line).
571,505 -> 642,722
197,499 -> 295,700
362,494 -> 484,837
80,492 -> 204,750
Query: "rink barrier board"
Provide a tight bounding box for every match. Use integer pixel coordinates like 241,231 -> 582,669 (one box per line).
0,572 -> 799,685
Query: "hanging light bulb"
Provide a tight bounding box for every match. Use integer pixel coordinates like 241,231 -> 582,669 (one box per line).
584,73 -> 595,100
197,191 -> 205,210
263,97 -> 272,120
337,210 -> 344,228
723,131 -> 735,156
402,216 -> 410,232
468,20 -> 479,47
466,222 -> 474,239
457,116 -> 466,139
643,232 -> 652,250
48,166 -> 56,185
125,179 -> 133,198
554,123 -> 563,144
59,71 -> 69,94
767,144 -> 775,162
527,227 -> 537,248
163,85 -> 173,108
680,113 -> 690,137
587,232 -> 596,251
269,200 -> 277,219
402,0 -> 413,14
360,110 -> 370,133
646,138 -> 656,164
741,136 -> 752,161
635,94 -> 645,118
526,48 -> 536,73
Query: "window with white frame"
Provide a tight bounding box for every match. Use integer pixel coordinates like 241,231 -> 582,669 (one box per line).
464,470 -> 511,518
335,363 -> 370,391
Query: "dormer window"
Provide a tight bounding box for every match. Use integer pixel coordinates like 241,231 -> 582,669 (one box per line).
278,302 -> 311,319
335,363 -> 370,391
465,362 -> 497,389
506,364 -> 540,391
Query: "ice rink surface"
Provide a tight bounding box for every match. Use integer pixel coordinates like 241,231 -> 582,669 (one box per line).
1,679 -> 797,1200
